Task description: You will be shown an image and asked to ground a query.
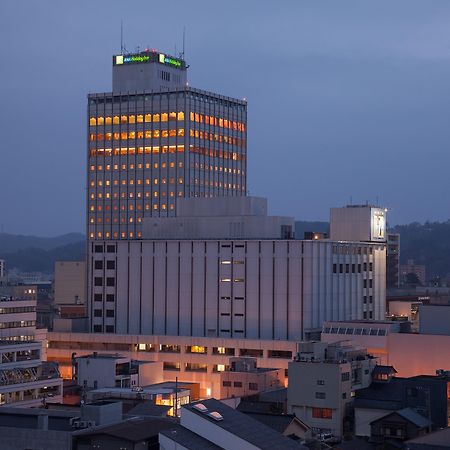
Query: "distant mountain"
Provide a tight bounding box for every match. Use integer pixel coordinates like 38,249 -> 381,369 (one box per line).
389,221 -> 450,278
0,233 -> 85,273
0,232 -> 84,253
1,221 -> 449,278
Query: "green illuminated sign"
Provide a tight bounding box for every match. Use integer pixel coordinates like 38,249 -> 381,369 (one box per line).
114,52 -> 183,69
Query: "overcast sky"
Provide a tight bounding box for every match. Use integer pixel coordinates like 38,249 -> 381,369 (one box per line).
1,1 -> 450,236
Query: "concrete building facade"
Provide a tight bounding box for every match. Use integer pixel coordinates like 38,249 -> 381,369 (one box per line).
88,50 -> 247,241
287,341 -> 376,438
54,261 -> 86,305
87,237 -> 386,339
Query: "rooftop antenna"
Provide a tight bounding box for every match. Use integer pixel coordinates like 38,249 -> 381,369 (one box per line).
120,20 -> 124,54
182,26 -> 186,60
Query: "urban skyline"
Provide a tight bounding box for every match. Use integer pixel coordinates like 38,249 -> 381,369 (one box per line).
2,1 -> 450,236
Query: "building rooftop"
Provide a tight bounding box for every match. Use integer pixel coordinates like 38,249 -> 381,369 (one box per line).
160,425 -> 223,450
88,85 -> 247,105
74,416 -> 175,442
185,398 -> 305,450
405,426 -> 450,446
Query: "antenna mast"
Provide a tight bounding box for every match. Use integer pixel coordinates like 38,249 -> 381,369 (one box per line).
182,26 -> 186,60
120,20 -> 124,54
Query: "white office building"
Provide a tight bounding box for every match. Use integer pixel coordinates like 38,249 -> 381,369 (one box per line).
88,199 -> 386,340
0,296 -> 62,406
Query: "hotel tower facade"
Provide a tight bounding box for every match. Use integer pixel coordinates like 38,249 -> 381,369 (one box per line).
87,50 -> 247,240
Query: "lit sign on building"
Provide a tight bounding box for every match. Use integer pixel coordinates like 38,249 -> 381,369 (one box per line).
114,51 -> 183,68
371,209 -> 386,241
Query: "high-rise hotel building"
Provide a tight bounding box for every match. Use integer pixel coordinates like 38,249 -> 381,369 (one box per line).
88,50 -> 247,240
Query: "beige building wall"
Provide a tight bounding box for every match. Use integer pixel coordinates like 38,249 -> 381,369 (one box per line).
54,261 -> 86,305
46,332 -> 295,399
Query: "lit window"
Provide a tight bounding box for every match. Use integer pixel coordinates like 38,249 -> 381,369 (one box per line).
129,115 -> 135,124
161,113 -> 168,122
105,116 -> 112,125
113,116 -> 120,124
97,116 -> 104,125
89,117 -> 96,126
177,111 -> 184,121
137,115 -> 143,123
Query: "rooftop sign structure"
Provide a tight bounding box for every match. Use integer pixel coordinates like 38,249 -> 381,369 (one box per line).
113,50 -> 185,69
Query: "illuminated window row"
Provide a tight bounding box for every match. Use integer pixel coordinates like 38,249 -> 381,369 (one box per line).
190,146 -> 246,163
90,112 -> 184,126
90,202 -> 179,212
89,162 -> 184,171
91,178 -> 184,187
191,179 -> 241,189
189,112 -> 245,132
189,129 -> 245,147
90,128 -> 185,141
89,190 -> 181,200
89,192 -> 183,206
90,232 -> 142,239
190,163 -> 242,174
90,145 -> 185,157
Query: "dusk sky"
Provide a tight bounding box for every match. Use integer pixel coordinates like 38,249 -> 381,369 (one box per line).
2,1 -> 450,236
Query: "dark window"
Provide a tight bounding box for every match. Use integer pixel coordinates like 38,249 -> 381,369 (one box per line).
317,380 -> 325,385
94,245 -> 103,253
94,260 -> 103,270
106,294 -> 115,302
233,381 -> 242,387
315,392 -> 326,399
341,372 -> 350,381
94,309 -> 102,317
106,260 -> 115,270
93,325 -> 102,333
106,277 -> 115,287
94,277 -> 103,287
107,245 -> 116,253
105,325 -> 114,333
94,294 -> 102,302
333,264 -> 337,274
222,381 -> 231,387
106,310 -> 115,318
249,383 -> 258,391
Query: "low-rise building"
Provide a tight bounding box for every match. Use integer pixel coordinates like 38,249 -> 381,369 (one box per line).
219,357 -> 284,399
75,353 -> 163,390
0,296 -> 62,406
287,341 -> 376,439
159,398 -> 306,450
354,372 -> 448,437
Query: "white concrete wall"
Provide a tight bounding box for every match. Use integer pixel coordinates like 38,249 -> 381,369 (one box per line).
89,239 -> 386,339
